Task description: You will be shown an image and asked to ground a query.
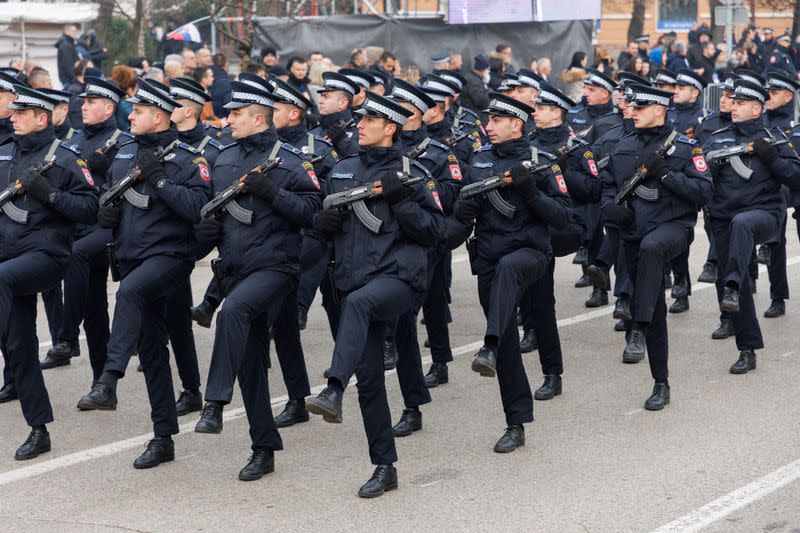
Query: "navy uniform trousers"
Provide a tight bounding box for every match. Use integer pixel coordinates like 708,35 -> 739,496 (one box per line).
56,228 -> 112,380
765,204 -> 790,302
593,226 -> 632,301
623,222 -> 692,381
204,269 -> 294,451
40,285 -> 63,345
478,248 -> 548,427
166,272 -> 201,391
271,286 -> 311,401
328,277 -> 418,466
104,255 -> 191,437
711,210 -> 780,351
0,252 -> 63,427
421,249 -> 454,366
520,226 -> 582,376
296,235 -> 341,339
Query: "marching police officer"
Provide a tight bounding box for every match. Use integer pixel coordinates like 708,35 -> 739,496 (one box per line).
0,84 -> 98,458
421,73 -> 483,164
166,76 -> 225,415
310,72 -> 362,159
387,78 -> 460,435
40,77 -> 127,374
586,77 -> 639,333
603,83 -> 713,409
305,91 -> 445,497
456,92 -> 570,452
429,71 -> 488,146
192,79 -> 322,480
759,69 -> 800,319
271,77 -> 338,427
521,83 -> 597,398
664,69 -> 708,314
704,79 -> 800,375
75,78 -> 211,470
765,34 -> 798,78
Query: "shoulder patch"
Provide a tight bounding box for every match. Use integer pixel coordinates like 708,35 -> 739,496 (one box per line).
447,153 -> 458,164
692,146 -> 703,155
301,160 -> 321,189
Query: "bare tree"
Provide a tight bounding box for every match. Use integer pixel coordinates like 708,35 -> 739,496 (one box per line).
626,0 -> 647,43
94,0 -> 116,45
114,0 -> 149,56
758,0 -> 800,40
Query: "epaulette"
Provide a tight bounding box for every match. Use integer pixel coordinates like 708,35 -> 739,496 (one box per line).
567,105 -> 585,115
177,142 -> 200,154
219,142 -> 238,152
280,143 -> 304,157
314,135 -> 333,147
206,138 -> 223,151
57,141 -> 80,154
476,143 -> 493,153
536,150 -> 559,161
0,136 -> 14,147
567,136 -> 590,147
710,125 -> 734,136
676,134 -> 697,145
427,139 -> 450,152
700,112 -> 718,123
411,159 -> 433,179
461,107 -> 479,120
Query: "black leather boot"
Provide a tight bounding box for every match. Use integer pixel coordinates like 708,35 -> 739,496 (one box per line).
519,328 -> 538,353
190,300 -> 215,328
238,449 -> 275,481
644,382 -> 670,411
585,287 -> 608,308
14,426 -> 51,460
392,408 -> 422,437
274,399 -> 310,428
711,319 -> 735,339
534,375 -> 562,400
133,437 -> 175,469
493,425 -> 525,453
729,350 -> 756,374
424,363 -> 449,388
195,402 -> 224,433
358,465 -> 398,498
471,346 -> 497,377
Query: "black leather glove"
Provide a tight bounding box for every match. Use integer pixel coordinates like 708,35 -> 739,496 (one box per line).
380,171 -> 411,205
137,150 -> 166,187
603,204 -> 634,227
244,171 -> 279,202
97,203 -> 121,228
85,151 -> 111,177
19,168 -> 54,203
326,121 -> 347,144
314,209 -> 343,235
196,217 -> 222,246
753,139 -> 778,162
642,153 -> 668,182
509,164 -> 538,202
455,198 -> 480,223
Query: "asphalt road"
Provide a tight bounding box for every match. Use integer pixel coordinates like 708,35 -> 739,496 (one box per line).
1,218 -> 799,533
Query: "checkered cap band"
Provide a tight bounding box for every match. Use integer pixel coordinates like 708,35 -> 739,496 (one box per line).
14,92 -> 55,111
345,73 -> 372,89
676,73 -> 703,91
84,84 -> 120,103
517,74 -> 540,89
135,88 -> 176,111
439,73 -> 463,90
422,79 -> 455,96
170,86 -> 206,105
585,73 -> 615,92
632,93 -> 671,106
655,73 -> 677,85
737,73 -> 761,85
391,87 -> 428,113
273,86 -> 307,110
733,85 -> 765,102
363,98 -> 406,124
0,78 -> 13,92
536,89 -> 571,110
323,78 -> 356,95
231,91 -> 275,107
488,98 -> 529,121
767,78 -> 796,92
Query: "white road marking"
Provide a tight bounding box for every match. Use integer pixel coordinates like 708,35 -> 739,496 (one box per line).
625,408 -> 643,416
650,458 -> 800,533
0,256 -> 798,506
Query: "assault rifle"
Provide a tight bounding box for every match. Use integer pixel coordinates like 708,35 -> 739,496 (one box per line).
0,155 -> 57,224
458,161 -> 549,219
199,157 -> 283,224
99,140 -> 180,209
614,131 -> 678,205
705,137 -> 789,180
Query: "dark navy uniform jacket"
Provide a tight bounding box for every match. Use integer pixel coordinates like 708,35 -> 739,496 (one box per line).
0,118 -> 13,145
277,122 -> 338,182
69,117 -> 130,239
456,137 -> 571,275
668,101 -> 703,139
0,127 -> 98,264
695,111 -> 731,147
205,123 -> 235,147
530,122 -> 599,240
325,145 -> 446,294
567,100 -> 622,145
604,123 -> 714,242
426,116 -> 476,176
310,109 -> 360,159
449,104 -> 489,146
399,126 -> 461,214
789,125 -> 800,212
767,102 -> 795,133
703,118 -> 800,221
211,127 -> 322,279
180,120 -> 223,167
765,47 -> 798,78
593,119 -> 635,230
108,125 -> 211,263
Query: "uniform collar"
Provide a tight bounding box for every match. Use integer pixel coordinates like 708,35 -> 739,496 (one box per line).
535,122 -> 569,145
492,136 -> 530,158
425,117 -> 450,139
635,122 -> 674,142
0,117 -> 13,140
83,117 -> 118,138
136,124 -> 179,150
587,101 -> 614,118
17,126 -> 56,154
359,145 -> 401,167
238,126 -> 278,154
719,111 -> 732,125
734,117 -> 766,137
319,108 -> 353,130
54,117 -> 73,140
676,100 -> 701,113
400,126 -> 428,149
623,117 -> 635,133
178,120 -> 208,146
767,102 -> 794,122
277,122 -> 308,145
